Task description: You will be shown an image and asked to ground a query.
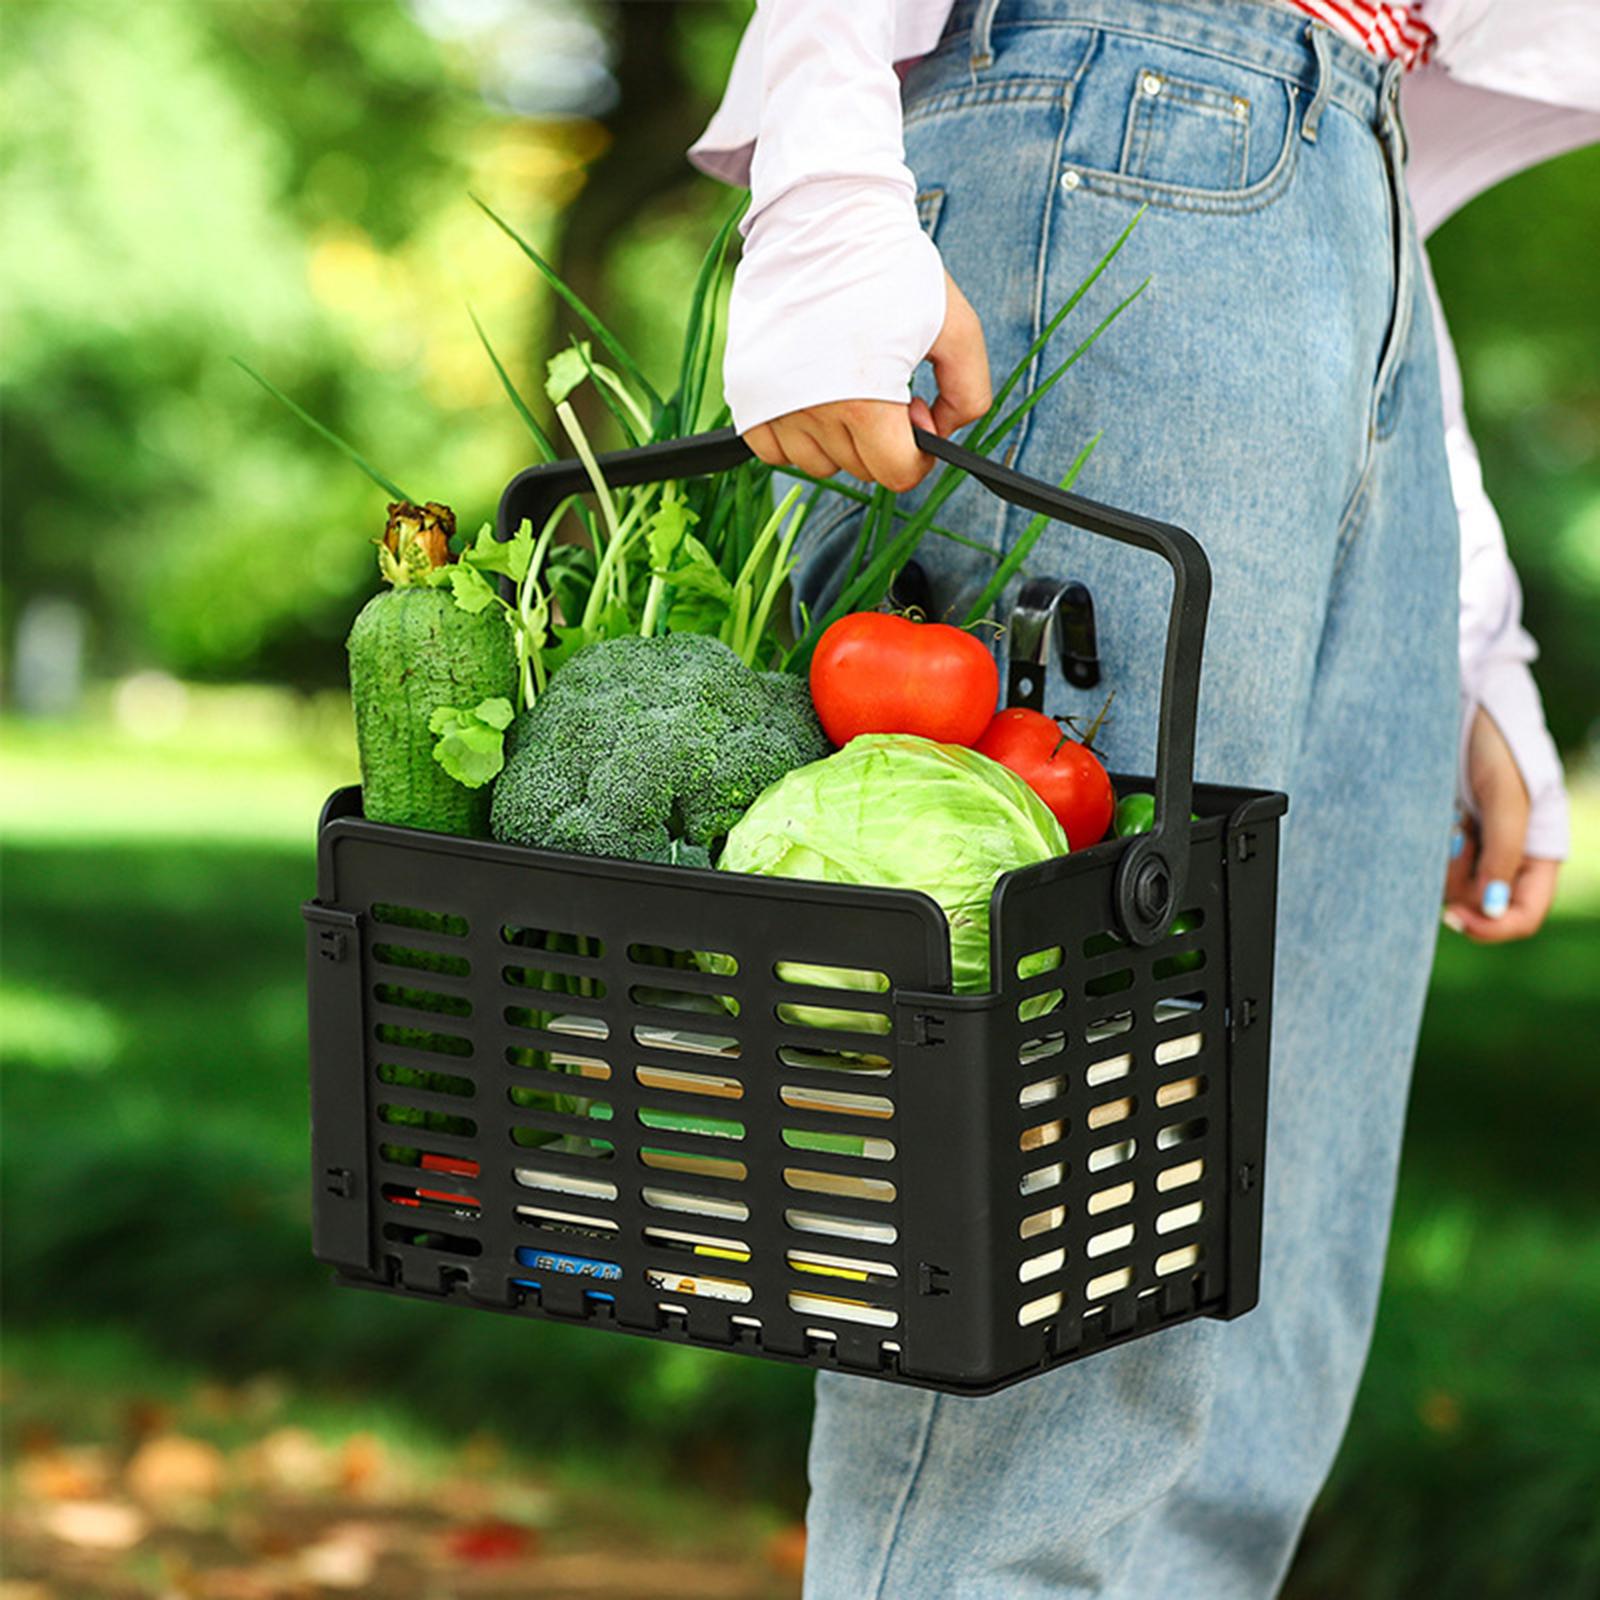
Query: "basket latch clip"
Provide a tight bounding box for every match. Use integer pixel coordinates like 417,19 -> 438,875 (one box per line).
1006,576 -> 1101,710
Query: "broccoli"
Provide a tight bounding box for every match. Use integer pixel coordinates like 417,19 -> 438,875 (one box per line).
490,632 -> 830,865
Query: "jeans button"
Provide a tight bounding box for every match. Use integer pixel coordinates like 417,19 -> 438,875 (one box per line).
1060,169 -> 1081,192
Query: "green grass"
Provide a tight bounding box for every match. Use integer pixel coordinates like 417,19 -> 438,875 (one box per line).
3,706 -> 1598,1590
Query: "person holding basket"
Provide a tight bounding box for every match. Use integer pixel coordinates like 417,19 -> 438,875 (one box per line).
690,1 -> 1594,1594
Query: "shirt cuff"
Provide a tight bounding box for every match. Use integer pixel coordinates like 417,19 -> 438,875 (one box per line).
724,176 -> 947,433
1458,658 -> 1570,860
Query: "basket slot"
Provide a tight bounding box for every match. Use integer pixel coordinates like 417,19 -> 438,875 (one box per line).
644,1225 -> 751,1261
627,941 -> 733,972
1018,1031 -> 1067,1066
1155,1073 -> 1205,1107
502,962 -> 609,995
1019,1204 -> 1066,1239
634,1064 -> 745,1101
371,980 -> 473,1018
639,1147 -> 748,1183
787,1290 -> 898,1329
774,1004 -> 893,1040
637,1106 -> 746,1142
505,1004 -> 610,1039
381,1183 -> 480,1218
373,1021 -> 473,1059
376,1100 -> 477,1138
787,1249 -> 898,1287
514,1204 -> 618,1240
642,1186 -> 750,1222
1019,1246 -> 1066,1284
1155,1243 -> 1202,1276
1018,1291 -> 1064,1326
782,1168 -> 896,1204
506,1045 -> 612,1082
775,1044 -> 891,1078
1155,1200 -> 1204,1235
370,902 -> 469,938
784,1208 -> 897,1246
1155,1032 -> 1204,1065
375,1061 -> 475,1100
1085,1265 -> 1133,1300
384,1221 -> 481,1257
507,1089 -> 614,1129
500,924 -> 605,956
513,1166 -> 618,1201
778,1085 -> 894,1120
1155,1158 -> 1205,1192
371,940 -> 471,977
510,1124 -> 616,1158
778,1128 -> 896,1164
1086,1180 -> 1135,1214
631,1021 -> 741,1061
1152,993 -> 1206,1025
646,1267 -> 753,1304
1085,1096 -> 1133,1130
1084,1052 -> 1133,1087
1020,1074 -> 1065,1108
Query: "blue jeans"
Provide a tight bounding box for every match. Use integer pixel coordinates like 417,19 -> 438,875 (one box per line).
794,3 -> 1458,1595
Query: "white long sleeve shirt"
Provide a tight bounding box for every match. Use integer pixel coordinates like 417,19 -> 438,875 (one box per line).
691,0 -> 1598,858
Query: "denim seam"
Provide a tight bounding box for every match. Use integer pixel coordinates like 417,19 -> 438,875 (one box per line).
1121,67 -> 1251,186
1330,454 -> 1374,577
865,1391 -> 942,1599
925,20 -> 1381,130
987,67 -> 1090,610
905,75 -> 1071,126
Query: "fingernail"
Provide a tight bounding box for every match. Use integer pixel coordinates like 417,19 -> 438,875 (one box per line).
1449,827 -> 1465,861
1482,880 -> 1511,919
1441,909 -> 1465,934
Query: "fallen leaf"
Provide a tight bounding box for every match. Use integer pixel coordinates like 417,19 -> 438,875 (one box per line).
1419,1390 -> 1462,1434
766,1522 -> 807,1578
240,1427 -> 331,1495
126,1435 -> 227,1506
16,1445 -> 111,1501
336,1432 -> 387,1496
42,1497 -> 150,1550
124,1396 -> 172,1445
296,1521 -> 381,1589
444,1518 -> 538,1564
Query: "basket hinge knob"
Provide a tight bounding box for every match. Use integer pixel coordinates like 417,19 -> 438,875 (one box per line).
907,1012 -> 946,1047
918,1263 -> 952,1296
317,926 -> 349,962
325,1167 -> 357,1199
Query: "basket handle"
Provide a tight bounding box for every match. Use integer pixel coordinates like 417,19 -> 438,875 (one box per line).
496,426 -> 1210,945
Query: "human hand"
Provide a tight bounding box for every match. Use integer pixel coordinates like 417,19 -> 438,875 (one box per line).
1442,705 -> 1560,943
742,271 -> 991,493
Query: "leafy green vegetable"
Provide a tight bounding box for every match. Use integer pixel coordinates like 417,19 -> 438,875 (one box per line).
717,735 -> 1068,995
428,696 -> 514,789
489,632 -> 828,865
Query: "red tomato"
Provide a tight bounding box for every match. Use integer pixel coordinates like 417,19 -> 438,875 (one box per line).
809,612 -> 999,747
975,707 -> 1114,849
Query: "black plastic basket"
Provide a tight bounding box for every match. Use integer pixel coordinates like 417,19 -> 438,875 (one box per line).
303,429 -> 1287,1395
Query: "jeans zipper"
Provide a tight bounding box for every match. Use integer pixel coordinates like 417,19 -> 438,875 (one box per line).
1370,62 -> 1413,439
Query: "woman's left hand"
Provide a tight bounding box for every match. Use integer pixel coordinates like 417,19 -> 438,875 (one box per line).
1442,706 -> 1560,943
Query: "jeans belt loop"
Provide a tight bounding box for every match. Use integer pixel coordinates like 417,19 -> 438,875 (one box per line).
1380,59 -> 1409,165
1300,22 -> 1333,143
971,0 -> 1002,74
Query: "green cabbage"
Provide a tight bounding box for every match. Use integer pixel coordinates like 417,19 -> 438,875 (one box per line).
716,734 -> 1069,1000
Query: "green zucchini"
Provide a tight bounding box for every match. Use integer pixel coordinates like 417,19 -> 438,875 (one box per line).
347,503 -> 517,837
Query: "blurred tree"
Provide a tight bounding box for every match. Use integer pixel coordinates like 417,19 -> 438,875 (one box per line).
1429,145 -> 1600,754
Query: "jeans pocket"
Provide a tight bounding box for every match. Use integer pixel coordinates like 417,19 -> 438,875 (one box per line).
1065,39 -> 1299,215
1119,66 -> 1250,190
916,186 -> 947,239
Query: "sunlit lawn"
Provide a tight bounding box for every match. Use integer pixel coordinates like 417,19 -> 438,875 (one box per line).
3,702 -> 1597,1598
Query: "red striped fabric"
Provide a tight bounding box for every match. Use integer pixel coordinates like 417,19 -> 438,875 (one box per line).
1286,0 -> 1437,70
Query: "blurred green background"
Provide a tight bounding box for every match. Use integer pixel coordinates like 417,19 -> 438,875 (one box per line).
2,2 -> 1596,1597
